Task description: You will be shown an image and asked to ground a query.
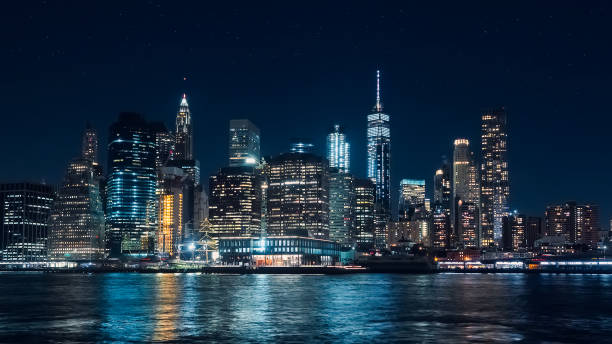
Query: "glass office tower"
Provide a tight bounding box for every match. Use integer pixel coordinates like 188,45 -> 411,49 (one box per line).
327,124 -> 350,173
106,112 -> 158,256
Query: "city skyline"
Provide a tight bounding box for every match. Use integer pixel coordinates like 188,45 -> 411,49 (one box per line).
0,2 -> 610,225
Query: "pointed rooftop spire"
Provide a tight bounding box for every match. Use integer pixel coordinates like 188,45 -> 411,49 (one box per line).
180,93 -> 189,107
375,69 -> 383,112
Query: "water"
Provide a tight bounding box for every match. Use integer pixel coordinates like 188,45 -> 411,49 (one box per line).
0,273 -> 611,343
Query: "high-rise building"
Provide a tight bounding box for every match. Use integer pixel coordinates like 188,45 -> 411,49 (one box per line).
267,150 -> 329,239
502,213 -> 526,251
150,122 -> 175,170
545,202 -> 600,245
432,203 -> 450,249
433,161 -> 452,249
328,168 -> 354,247
452,139 -> 480,248
82,124 -> 98,163
49,127 -> 106,261
174,94 -> 193,161
0,183 -> 55,261
398,179 -> 426,221
157,167 -> 187,256
577,204 -> 600,246
525,216 -> 542,248
433,162 -> 451,209
106,113 -> 158,256
208,166 -> 262,238
354,178 -> 375,251
229,119 -> 261,167
367,70 -> 391,214
327,125 -> 350,173
480,108 -> 509,245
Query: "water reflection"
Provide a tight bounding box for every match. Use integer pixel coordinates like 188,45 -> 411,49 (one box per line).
0,273 -> 611,342
152,274 -> 180,342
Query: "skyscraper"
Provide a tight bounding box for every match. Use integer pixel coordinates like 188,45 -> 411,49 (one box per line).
157,167 -> 186,256
174,94 -> 193,160
328,168 -> 354,247
49,127 -> 105,261
106,113 -> 158,256
208,166 -> 262,238
398,179 -> 426,221
452,139 -> 480,248
367,70 -> 391,213
327,125 -> 350,173
0,183 -> 55,261
82,124 -> 98,163
150,122 -> 175,170
433,161 -> 452,209
480,108 -> 509,245
229,119 -> 261,167
353,178 -> 375,251
267,150 -> 329,239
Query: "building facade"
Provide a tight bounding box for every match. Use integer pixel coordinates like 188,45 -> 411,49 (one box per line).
480,108 -> 509,245
157,167 -> 188,256
502,213 -> 526,251
208,166 -> 262,238
545,202 -> 600,245
452,139 -> 480,248
49,157 -> 105,261
327,124 -> 350,173
106,113 -> 158,256
229,119 -> 261,167
328,169 -> 354,247
219,236 -> 340,266
267,152 -> 329,239
0,183 -> 55,261
354,178 -> 375,251
398,179 -> 426,221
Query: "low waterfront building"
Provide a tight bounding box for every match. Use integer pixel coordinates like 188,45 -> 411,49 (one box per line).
218,236 -> 340,266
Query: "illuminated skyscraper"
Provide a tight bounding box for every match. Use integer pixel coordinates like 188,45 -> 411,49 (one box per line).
49,127 -> 105,261
267,150 -> 329,239
174,94 -> 193,160
433,161 -> 451,210
229,119 -> 261,167
367,70 -> 391,213
0,183 -> 55,262
452,139 -> 480,248
354,178 -> 375,251
106,113 -> 158,256
480,108 -> 509,245
327,125 -> 350,173
157,167 -> 186,256
328,168 -> 354,247
398,179 -> 426,221
432,161 -> 452,248
208,166 -> 262,238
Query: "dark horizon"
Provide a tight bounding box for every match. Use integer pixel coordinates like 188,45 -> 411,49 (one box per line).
0,2 -> 610,225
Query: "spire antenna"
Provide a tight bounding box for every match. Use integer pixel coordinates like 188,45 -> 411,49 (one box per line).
376,69 -> 382,111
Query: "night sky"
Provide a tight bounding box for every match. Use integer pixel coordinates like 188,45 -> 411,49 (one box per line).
0,2 -> 610,226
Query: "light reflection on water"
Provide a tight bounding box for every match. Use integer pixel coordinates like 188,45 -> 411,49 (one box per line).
0,273 -> 611,343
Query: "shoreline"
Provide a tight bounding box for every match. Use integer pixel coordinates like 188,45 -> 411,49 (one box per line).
2,266 -> 612,274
